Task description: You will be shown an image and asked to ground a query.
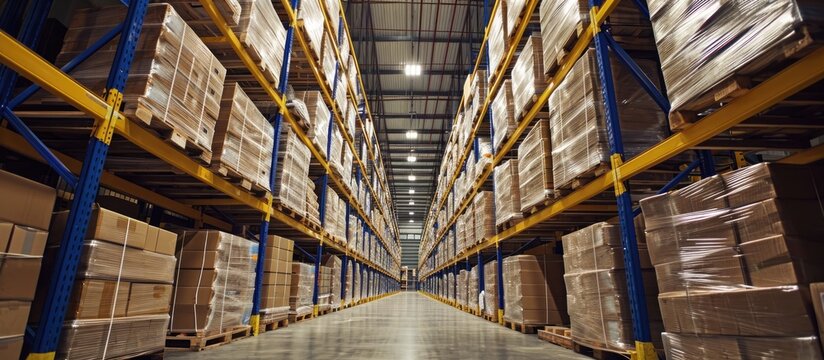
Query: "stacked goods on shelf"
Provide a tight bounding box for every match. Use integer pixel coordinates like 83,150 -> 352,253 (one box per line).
320,32 -> 337,89
0,171 -> 55,359
539,0 -> 588,76
298,0 -> 325,59
483,260 -> 499,319
473,191 -> 495,245
456,213 -> 466,254
345,100 -> 357,140
488,0 -> 508,77
494,160 -> 522,227
448,272 -> 455,302
40,207 -> 176,358
505,0 -> 527,37
330,128 -> 345,174
549,50 -> 666,190
469,70 -> 488,123
502,253 -> 566,326
289,263 -> 315,318
492,80 -> 517,152
353,263 -> 361,302
469,265 -> 479,311
260,235 -> 294,322
55,4 -> 226,161
272,122 -> 311,215
324,0 -> 340,39
318,265 -> 332,310
641,163 -> 824,359
213,84 -> 274,191
164,0 -> 241,29
563,222 -> 661,352
339,30 -> 350,73
347,56 -> 358,95
305,179 -> 321,226
170,230 -> 256,334
512,35 -> 546,120
647,0 -> 824,128
345,259 -> 354,304
290,91 -> 330,159
458,270 -> 469,308
518,119 -> 554,211
475,138 -> 493,181
334,76 -> 347,120
324,187 -> 346,242
324,255 -> 343,308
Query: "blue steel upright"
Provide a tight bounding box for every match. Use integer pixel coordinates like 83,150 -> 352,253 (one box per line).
589,0 -> 655,357
28,1 -> 149,358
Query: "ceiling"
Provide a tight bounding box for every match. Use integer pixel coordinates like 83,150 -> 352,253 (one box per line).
345,0 -> 485,240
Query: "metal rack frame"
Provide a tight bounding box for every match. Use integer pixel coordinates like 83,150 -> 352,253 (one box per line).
0,0 -> 402,358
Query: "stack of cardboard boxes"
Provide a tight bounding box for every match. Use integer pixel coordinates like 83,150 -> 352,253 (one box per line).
457,270 -> 469,308
170,230 -> 257,334
273,122 -> 312,216
290,263 -> 315,318
518,119 -> 554,211
318,265 -> 332,311
0,171 -> 55,358
494,160 -> 522,227
469,265 -> 479,311
44,207 -> 177,358
260,235 -> 294,322
492,80 -> 517,153
503,246 -> 567,326
641,163 -> 824,358
483,260 -> 499,320
324,255 -> 342,308
473,191 -> 495,246
563,222 -> 662,352
512,35 -> 546,120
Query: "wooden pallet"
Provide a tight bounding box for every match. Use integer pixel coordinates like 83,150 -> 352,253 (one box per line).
572,341 -> 631,360
523,196 -> 559,216
538,326 -> 574,350
213,164 -> 268,194
132,104 -> 213,165
546,21 -> 587,77
556,162 -> 611,191
482,313 -> 498,323
503,319 -> 541,334
127,348 -> 166,359
496,216 -> 523,233
261,318 -> 289,333
165,326 -> 251,351
515,93 -> 550,123
288,312 -> 312,323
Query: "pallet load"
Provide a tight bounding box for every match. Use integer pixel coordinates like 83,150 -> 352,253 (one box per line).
305,179 -> 321,227
512,35 -> 546,120
345,259 -> 354,304
641,163 -> 824,359
324,255 -> 343,308
518,119 -> 554,212
483,260 -> 499,320
502,254 -> 567,331
38,206 -> 177,358
170,231 -> 256,336
469,265 -> 480,312
330,128 -> 344,176
563,222 -> 661,353
272,123 -> 311,216
488,0 -> 508,77
55,4 -> 226,163
506,0 -> 527,37
163,0 -> 242,29
457,270 -> 469,308
647,0 -> 824,130
0,171 -> 55,359
469,70 -> 488,123
318,265 -> 332,311
213,84 -> 274,192
260,235 -> 294,324
347,56 -> 358,101
324,0 -> 340,39
539,0 -> 587,76
473,191 -> 495,245
492,80 -> 517,152
289,263 -> 315,320
494,160 -> 522,228
352,262 -> 361,302
298,0 -> 325,60
448,272 -> 455,302
290,91 -> 330,159
548,50 -> 666,190
324,187 -> 346,242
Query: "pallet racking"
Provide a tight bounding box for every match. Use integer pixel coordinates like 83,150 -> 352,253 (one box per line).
417,0 -> 824,358
0,0 -> 402,357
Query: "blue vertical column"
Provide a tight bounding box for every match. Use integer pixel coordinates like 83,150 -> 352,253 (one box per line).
252,0 -> 300,335
29,1 -> 149,357
589,1 -> 655,357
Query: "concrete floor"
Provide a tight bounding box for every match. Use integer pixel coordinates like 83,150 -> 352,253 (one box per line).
166,292 -> 590,360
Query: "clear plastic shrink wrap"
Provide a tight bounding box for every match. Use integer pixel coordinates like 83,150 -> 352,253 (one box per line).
321,32 -> 338,90
272,122 -> 311,214
492,80 -> 517,151
291,91 -> 330,159
171,231 -> 257,333
56,4 -> 225,156
563,222 -> 662,352
325,255 -> 343,306
539,0 -> 588,76
469,265 -> 479,309
260,236 -> 293,320
289,263 -> 316,317
58,315 -> 169,360
448,272 -> 455,301
345,259 -> 354,303
647,0 -> 824,114
458,270 -> 469,307
470,70 -> 488,122
495,160 -> 522,227
518,120 -> 554,211
159,0 -> 241,28
298,0 -> 325,59
640,163 -> 824,360
488,1 -> 508,78
77,241 -> 176,284
353,262 -> 362,301
506,0 -> 527,37
483,260 -> 499,317
512,35 -> 546,120
234,0 -> 287,87
549,50 -> 666,190
213,84 -> 274,191
473,191 -> 495,244
324,0 -> 340,39
503,255 -> 565,325
318,266 -> 332,309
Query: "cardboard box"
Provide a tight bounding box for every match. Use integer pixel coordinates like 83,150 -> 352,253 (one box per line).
741,235 -> 824,287
0,336 -> 23,360
0,256 -> 42,300
175,269 -> 219,287
127,283 -> 172,316
0,170 -> 56,230
0,301 -> 31,337
263,272 -> 290,286
66,279 -> 129,320
0,223 -> 47,256
654,247 -> 746,293
171,286 -> 216,305
720,163 -> 824,208
179,250 -> 220,269
51,207 -> 148,249
267,235 -> 294,252
155,228 -> 177,255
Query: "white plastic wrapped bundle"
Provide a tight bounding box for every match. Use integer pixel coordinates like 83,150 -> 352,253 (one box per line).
335,75 -> 347,118
235,0 -> 287,88
58,315 -> 168,359
469,70 -> 488,122
213,84 -> 274,191
289,263 -> 315,317
448,272 -> 455,301
305,178 -> 321,225
462,74 -> 473,108
292,91 -> 330,159
321,32 -> 337,89
663,333 -> 823,360
647,0 -> 824,114
457,270 -> 469,307
346,100 -> 357,138
77,241 -> 176,284
339,28 -> 351,69
518,119 -> 553,211
492,80 -> 517,152
539,0 -> 588,76
298,0 -> 324,59
483,260 -> 498,317
476,138 -> 493,176
57,4 -> 226,157
469,265 -> 479,310
488,1 -> 508,78
549,50 -> 666,190
345,259 -> 353,303
473,191 -> 495,244
347,56 -> 358,96
326,257 -> 342,307
506,0 -> 527,37
494,160 -> 522,226
272,123 -> 311,213
512,35 -> 546,120
171,231 -> 258,333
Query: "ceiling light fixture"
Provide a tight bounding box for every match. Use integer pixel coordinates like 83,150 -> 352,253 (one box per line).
409,201 -> 415,205
409,212 -> 415,215
404,64 -> 421,76
408,189 -> 415,194
405,130 -> 418,139
409,219 -> 414,223
406,154 -> 417,163
408,174 -> 416,181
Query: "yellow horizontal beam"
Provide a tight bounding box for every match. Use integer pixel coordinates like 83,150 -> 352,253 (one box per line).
778,143 -> 824,165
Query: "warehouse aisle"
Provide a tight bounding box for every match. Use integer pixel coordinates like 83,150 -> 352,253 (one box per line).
166,292 -> 588,359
